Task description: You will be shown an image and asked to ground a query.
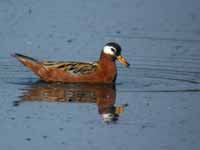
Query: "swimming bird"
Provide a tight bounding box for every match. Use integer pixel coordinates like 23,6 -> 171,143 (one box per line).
13,42 -> 129,83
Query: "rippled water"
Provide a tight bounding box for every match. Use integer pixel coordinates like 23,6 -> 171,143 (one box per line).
1,0 -> 200,150
1,51 -> 200,150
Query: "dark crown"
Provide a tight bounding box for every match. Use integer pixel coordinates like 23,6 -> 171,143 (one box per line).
105,42 -> 121,55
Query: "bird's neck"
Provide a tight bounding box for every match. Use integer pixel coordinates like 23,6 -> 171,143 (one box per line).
99,52 -> 115,65
98,52 -> 117,82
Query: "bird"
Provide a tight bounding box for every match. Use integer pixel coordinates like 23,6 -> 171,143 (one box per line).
12,42 -> 130,83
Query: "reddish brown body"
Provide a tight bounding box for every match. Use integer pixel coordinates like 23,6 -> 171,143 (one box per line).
14,53 -> 117,83
13,42 -> 129,83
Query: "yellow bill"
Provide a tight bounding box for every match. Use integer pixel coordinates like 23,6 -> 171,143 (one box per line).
116,55 -> 130,67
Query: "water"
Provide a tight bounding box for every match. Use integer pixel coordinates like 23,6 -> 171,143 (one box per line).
0,0 -> 200,150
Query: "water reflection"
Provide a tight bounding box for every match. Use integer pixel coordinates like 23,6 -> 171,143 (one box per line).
16,82 -> 127,123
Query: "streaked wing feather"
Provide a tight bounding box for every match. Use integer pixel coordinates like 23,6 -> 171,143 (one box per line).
42,61 -> 98,75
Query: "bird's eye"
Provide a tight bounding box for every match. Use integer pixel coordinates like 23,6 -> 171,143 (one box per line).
111,48 -> 116,53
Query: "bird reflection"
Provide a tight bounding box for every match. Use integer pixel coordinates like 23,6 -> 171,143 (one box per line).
16,82 -> 127,123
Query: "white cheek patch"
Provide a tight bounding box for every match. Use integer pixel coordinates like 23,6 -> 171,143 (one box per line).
103,46 -> 116,55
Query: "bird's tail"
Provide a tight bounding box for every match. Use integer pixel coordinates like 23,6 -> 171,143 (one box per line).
12,53 -> 38,63
12,53 -> 43,75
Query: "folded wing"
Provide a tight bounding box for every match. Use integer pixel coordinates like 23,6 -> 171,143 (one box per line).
42,61 -> 98,75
